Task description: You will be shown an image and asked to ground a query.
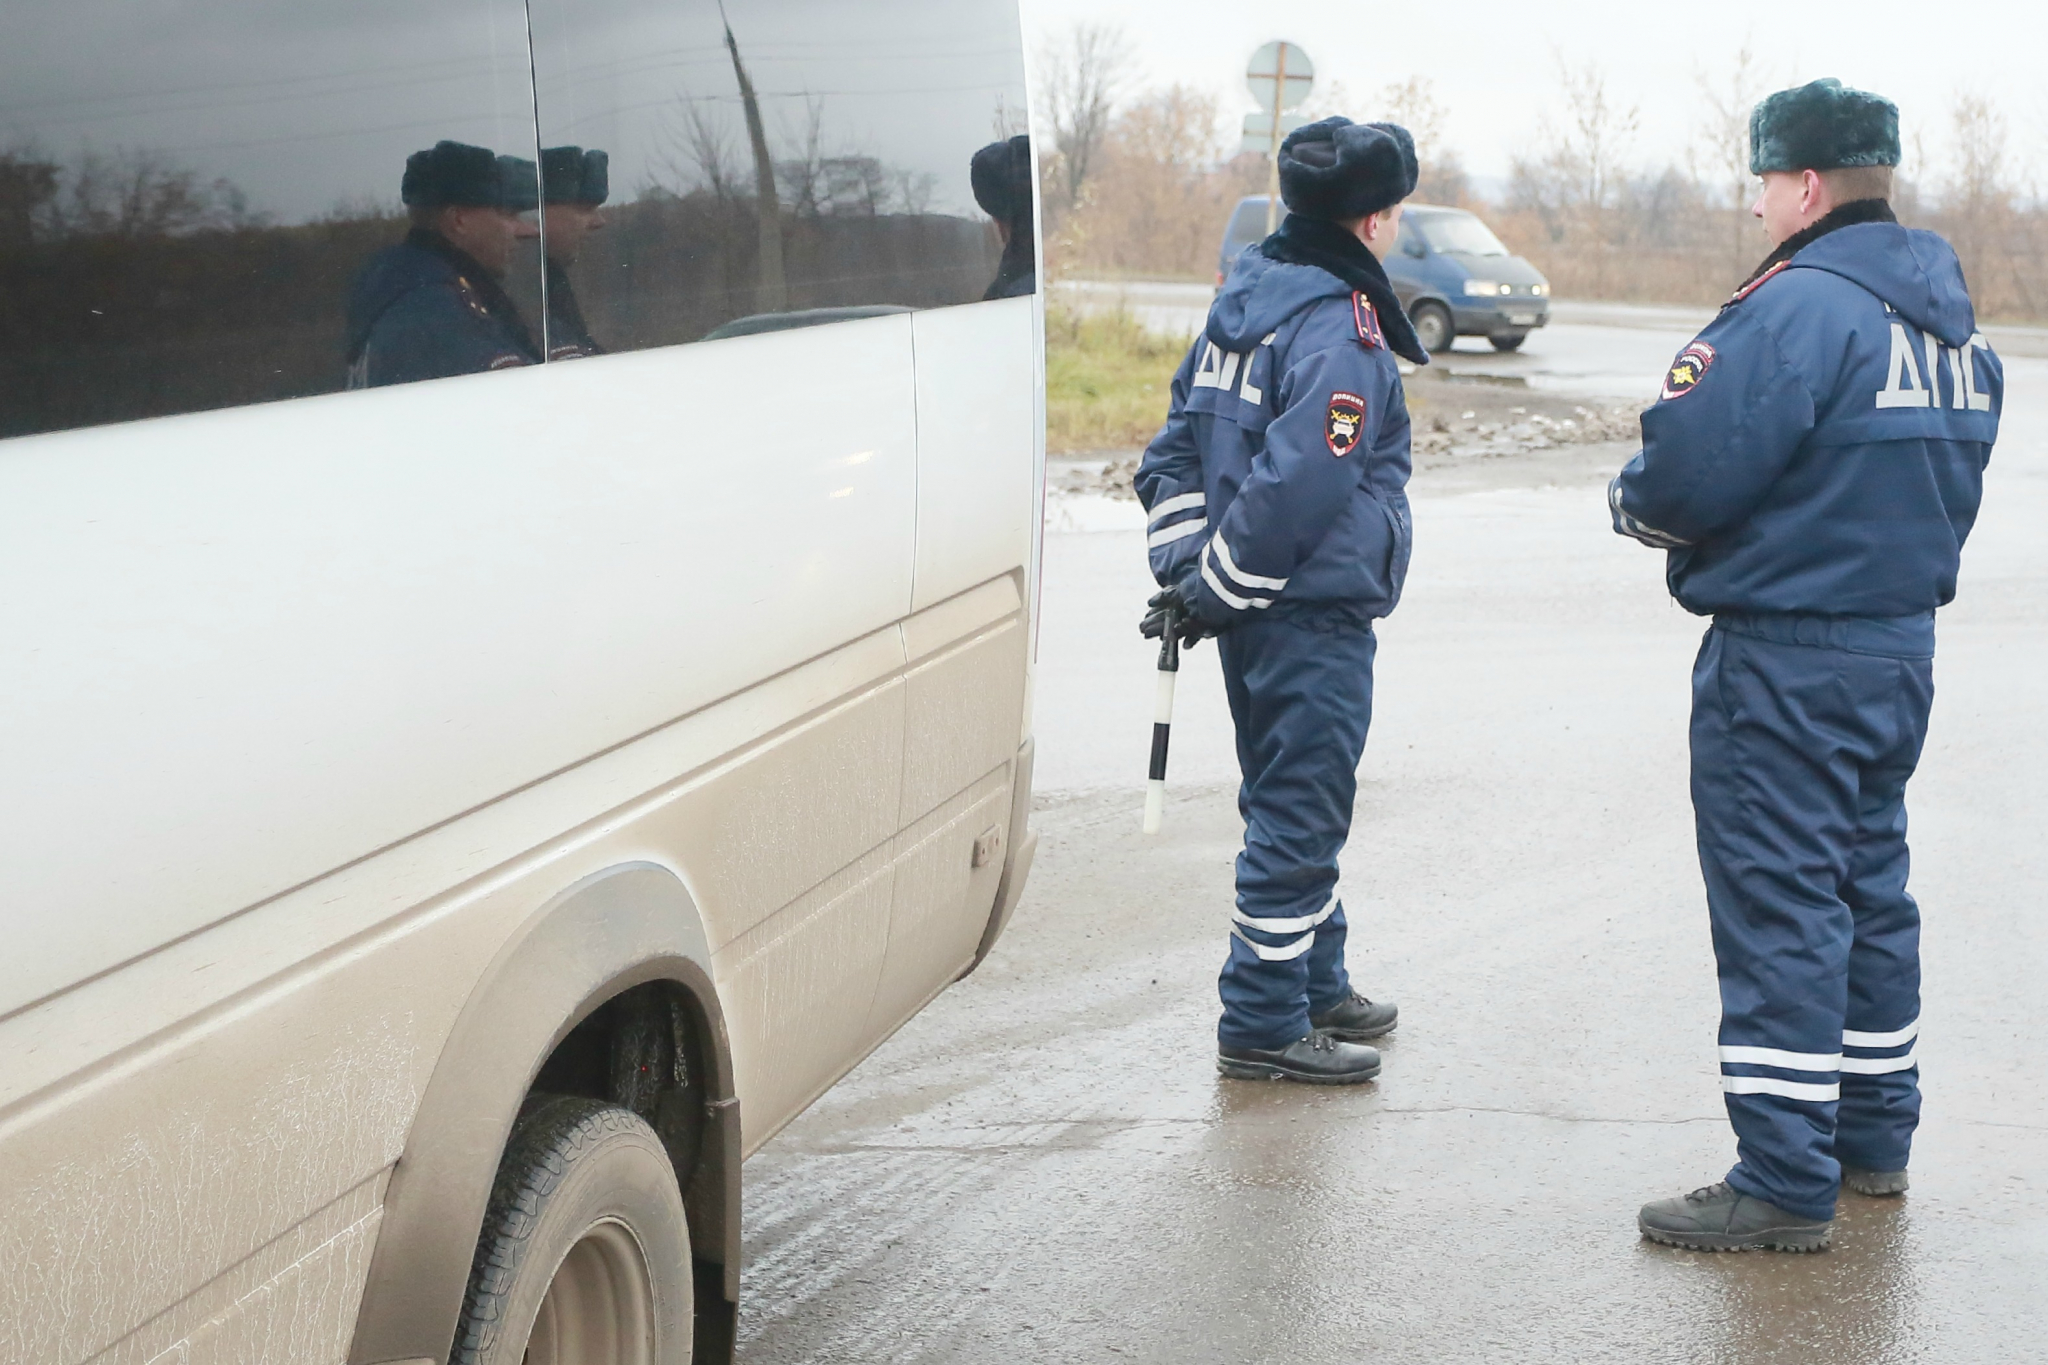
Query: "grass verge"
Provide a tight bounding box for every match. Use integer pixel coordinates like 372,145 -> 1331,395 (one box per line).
1044,304 -> 1190,454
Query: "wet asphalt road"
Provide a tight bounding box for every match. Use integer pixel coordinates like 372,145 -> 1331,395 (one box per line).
736,303 -> 2048,1362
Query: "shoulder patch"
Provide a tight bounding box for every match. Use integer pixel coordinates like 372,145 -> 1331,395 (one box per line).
1729,259 -> 1791,304
1326,390 -> 1366,456
1352,292 -> 1385,350
1661,340 -> 1716,400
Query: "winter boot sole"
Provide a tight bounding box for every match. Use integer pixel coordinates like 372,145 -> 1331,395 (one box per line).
1215,1055 -> 1382,1084
1841,1167 -> 1909,1197
1315,1020 -> 1398,1042
1637,1218 -> 1832,1253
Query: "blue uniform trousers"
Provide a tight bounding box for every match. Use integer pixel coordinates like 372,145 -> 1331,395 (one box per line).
1691,612 -> 1932,1221
1215,612 -> 1374,1049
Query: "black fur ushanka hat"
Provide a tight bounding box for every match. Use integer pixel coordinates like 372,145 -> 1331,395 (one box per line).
1277,117 -> 1418,221
541,146 -> 610,206
1750,78 -> 1900,174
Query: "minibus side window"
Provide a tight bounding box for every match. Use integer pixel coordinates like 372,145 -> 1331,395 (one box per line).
0,0 -> 545,439
524,0 -> 1035,354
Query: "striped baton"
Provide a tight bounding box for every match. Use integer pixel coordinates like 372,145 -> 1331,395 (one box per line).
1142,603 -> 1181,834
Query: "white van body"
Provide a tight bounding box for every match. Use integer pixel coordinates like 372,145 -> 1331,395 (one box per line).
0,2 -> 1040,1357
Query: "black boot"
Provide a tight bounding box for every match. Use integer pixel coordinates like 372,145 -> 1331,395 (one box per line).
1637,1181 -> 1832,1252
1310,990 -> 1398,1041
1841,1165 -> 1909,1196
1217,1032 -> 1381,1084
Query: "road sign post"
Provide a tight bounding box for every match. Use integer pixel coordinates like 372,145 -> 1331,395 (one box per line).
1244,40 -> 1314,234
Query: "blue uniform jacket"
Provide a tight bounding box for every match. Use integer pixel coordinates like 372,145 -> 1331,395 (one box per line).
345,230 -> 540,389
1134,247 -> 1413,625
1610,222 -> 2001,616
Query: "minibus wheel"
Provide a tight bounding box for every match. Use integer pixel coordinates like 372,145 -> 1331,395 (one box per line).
1488,330 -> 1528,352
1412,303 -> 1454,354
452,1095 -> 693,1365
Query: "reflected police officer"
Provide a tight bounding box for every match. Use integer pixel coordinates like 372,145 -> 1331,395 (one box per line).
345,140 -> 542,388
1135,118 -> 1428,1084
540,145 -> 610,359
970,134 -> 1034,300
1615,80 -> 2002,1251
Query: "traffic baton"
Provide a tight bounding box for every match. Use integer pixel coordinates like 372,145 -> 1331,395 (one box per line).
1142,605 -> 1180,834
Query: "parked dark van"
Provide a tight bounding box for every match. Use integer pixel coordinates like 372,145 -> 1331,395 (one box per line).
1218,196 -> 1550,352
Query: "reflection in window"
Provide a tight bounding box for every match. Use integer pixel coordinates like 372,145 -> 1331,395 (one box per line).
526,0 -> 1034,354
0,0 -> 542,438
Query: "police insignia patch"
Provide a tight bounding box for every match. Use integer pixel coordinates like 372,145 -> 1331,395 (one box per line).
1326,390 -> 1366,456
1662,341 -> 1716,400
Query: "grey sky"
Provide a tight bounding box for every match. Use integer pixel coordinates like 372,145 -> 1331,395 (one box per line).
1018,0 -> 2044,189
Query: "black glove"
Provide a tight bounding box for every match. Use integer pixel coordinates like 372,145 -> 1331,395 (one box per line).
1139,582 -> 1213,647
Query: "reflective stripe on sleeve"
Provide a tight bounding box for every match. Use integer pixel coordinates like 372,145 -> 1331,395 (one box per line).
1201,559 -> 1273,611
1209,532 -> 1288,592
1148,517 -> 1207,548
1146,491 -> 1205,526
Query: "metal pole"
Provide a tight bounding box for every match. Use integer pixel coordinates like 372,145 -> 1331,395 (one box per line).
1142,606 -> 1181,835
1264,45 -> 1288,235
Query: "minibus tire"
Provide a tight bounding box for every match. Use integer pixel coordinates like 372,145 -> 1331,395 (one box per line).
451,1095 -> 693,1365
1412,303 -> 1454,354
1489,330 -> 1528,352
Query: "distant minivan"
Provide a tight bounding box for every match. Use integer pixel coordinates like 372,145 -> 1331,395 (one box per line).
1,0 -> 1040,1361
1218,196 -> 1551,352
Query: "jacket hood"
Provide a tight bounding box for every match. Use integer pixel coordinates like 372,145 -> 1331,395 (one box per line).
345,238 -> 448,360
1793,222 -> 1976,347
1206,248 -> 1352,353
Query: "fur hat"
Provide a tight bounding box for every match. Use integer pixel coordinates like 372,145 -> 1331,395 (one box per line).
402,141 -> 536,210
971,134 -> 1033,225
1277,117 -> 1418,221
541,146 -> 610,206
1749,78 -> 1900,174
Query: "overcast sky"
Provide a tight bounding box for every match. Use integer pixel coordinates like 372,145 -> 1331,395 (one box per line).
1018,0 -> 2045,187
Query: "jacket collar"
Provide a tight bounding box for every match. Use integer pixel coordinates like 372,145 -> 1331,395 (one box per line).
1257,213 -> 1430,365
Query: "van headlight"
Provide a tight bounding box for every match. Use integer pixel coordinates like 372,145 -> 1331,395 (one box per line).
1530,283 -> 1550,297
1462,280 -> 1503,297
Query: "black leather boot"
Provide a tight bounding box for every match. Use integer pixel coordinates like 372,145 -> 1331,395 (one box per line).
1217,1032 -> 1381,1084
1309,990 -> 1398,1041
1637,1181 -> 1832,1252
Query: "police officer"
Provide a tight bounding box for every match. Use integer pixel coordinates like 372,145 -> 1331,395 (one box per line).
1136,118 -> 1427,1084
540,145 -> 610,359
345,140 -> 542,388
970,134 -> 1035,300
1615,79 -> 2002,1251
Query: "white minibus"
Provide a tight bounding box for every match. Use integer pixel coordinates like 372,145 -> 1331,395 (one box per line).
0,0 -> 1040,1359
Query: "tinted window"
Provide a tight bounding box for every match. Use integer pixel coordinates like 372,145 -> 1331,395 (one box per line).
1,0 -> 543,439
525,0 -> 1033,356
1417,212 -> 1510,257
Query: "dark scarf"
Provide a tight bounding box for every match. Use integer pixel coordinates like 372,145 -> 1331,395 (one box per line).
984,219 -> 1036,300
409,228 -> 540,358
545,256 -> 605,355
1733,197 -> 1896,297
1257,213 -> 1429,365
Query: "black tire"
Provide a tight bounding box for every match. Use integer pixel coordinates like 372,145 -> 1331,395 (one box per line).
452,1096 -> 694,1365
1412,302 -> 1454,354
1488,330 -> 1528,352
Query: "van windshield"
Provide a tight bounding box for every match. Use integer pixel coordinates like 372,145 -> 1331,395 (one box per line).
1417,213 -> 1510,257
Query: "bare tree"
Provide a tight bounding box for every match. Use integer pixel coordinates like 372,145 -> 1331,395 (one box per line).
1692,42 -> 1769,279
660,97 -> 742,201
1947,91 -> 2014,306
1035,22 -> 1136,218
1509,60 -> 1639,287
